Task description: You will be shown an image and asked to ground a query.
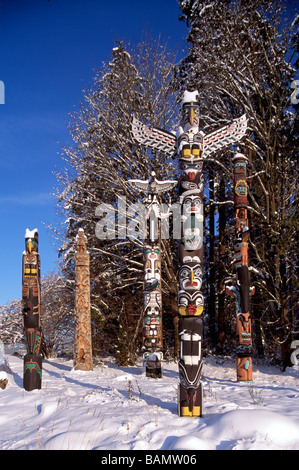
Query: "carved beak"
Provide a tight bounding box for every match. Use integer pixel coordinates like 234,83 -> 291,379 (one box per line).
189,107 -> 195,125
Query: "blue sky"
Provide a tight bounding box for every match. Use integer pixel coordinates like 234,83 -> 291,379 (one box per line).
0,0 -> 187,304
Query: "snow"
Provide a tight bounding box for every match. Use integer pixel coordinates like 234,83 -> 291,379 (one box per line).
25,228 -> 38,238
182,90 -> 199,104
0,353 -> 298,450
233,152 -> 248,161
0,371 -> 8,381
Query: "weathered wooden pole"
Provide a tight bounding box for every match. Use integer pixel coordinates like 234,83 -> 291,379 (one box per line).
74,229 -> 93,371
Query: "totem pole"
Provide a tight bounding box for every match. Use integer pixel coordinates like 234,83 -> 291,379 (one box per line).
22,228 -> 42,391
74,229 -> 93,371
226,154 -> 255,381
128,172 -> 176,377
176,94 -> 205,417
131,91 -> 247,416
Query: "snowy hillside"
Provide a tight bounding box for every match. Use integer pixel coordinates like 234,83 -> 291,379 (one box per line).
0,353 -> 298,451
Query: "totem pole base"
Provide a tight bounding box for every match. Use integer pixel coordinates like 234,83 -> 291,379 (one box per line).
178,382 -> 203,418
143,352 -> 163,378
237,356 -> 252,382
23,353 -> 42,391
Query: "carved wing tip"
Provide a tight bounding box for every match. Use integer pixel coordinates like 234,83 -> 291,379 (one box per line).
237,113 -> 248,129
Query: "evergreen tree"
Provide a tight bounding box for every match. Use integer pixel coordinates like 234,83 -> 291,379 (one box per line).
0,272 -> 73,358
177,0 -> 298,366
53,38 -> 179,364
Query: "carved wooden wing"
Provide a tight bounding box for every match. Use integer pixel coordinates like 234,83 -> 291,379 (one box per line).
127,179 -> 150,193
128,178 -> 177,195
203,114 -> 248,157
153,180 -> 177,194
131,117 -> 177,157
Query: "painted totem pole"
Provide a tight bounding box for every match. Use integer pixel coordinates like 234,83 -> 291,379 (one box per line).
128,172 -> 176,377
176,94 -> 205,417
74,229 -> 93,371
226,154 -> 255,381
131,91 -> 247,416
22,228 -> 42,391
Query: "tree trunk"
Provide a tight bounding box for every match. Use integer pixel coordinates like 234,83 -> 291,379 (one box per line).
208,167 -> 216,348
217,177 -> 226,353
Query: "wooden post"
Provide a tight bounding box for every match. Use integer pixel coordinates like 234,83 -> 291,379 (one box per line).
74,229 -> 93,371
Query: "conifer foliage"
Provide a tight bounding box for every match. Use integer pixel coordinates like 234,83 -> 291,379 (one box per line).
1,5 -> 297,369
177,0 -> 298,366
53,38 -> 179,364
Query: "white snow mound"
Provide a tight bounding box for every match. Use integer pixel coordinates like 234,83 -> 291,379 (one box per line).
0,354 -> 298,450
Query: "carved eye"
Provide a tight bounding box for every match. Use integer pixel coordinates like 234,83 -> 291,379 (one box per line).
180,268 -> 189,278
178,296 -> 188,307
195,295 -> 204,307
194,267 -> 202,277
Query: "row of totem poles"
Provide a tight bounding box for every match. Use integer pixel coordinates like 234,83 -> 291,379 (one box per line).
22,91 -> 253,419
22,227 -> 93,391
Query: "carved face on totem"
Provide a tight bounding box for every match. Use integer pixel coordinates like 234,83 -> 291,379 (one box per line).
234,158 -> 247,175
177,252 -> 204,316
182,101 -> 200,131
181,195 -> 203,251
235,208 -> 248,236
144,291 -> 162,321
178,289 -> 204,316
236,313 -> 252,346
25,229 -> 38,254
144,247 -> 161,291
233,155 -> 248,207
77,229 -> 88,253
178,129 -> 204,162
178,161 -> 203,195
179,259 -> 203,291
182,195 -> 203,216
235,179 -> 247,198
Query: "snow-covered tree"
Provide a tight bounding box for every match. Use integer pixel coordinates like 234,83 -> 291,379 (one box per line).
40,272 -> 74,358
53,38 -> 180,364
177,0 -> 298,366
0,299 -> 23,346
0,272 -> 74,357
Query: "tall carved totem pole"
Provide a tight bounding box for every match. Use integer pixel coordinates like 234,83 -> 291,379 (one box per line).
128,172 -> 176,377
226,154 -> 255,381
176,94 -> 205,417
131,91 -> 247,416
22,228 -> 42,391
74,229 -> 93,371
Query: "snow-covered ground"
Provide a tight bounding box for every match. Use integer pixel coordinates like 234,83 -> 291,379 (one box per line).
0,352 -> 298,451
